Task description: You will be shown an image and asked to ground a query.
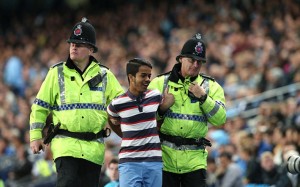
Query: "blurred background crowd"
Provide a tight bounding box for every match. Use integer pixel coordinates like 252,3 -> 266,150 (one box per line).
0,0 -> 300,186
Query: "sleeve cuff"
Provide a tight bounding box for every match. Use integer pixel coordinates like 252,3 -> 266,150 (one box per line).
30,130 -> 43,142
200,96 -> 214,111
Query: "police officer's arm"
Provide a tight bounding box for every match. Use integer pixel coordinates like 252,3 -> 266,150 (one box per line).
105,70 -> 125,104
107,100 -> 123,137
107,113 -> 122,138
200,81 -> 226,126
30,67 -> 57,153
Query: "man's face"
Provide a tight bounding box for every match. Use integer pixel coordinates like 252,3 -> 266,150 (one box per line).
129,65 -> 152,94
260,155 -> 275,171
108,163 -> 119,181
180,57 -> 203,77
69,43 -> 93,63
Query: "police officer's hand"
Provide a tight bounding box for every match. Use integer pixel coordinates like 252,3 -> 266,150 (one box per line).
30,139 -> 44,154
159,87 -> 175,113
188,81 -> 206,99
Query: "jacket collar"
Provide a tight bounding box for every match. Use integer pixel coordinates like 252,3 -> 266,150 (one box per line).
168,63 -> 197,83
65,56 -> 98,75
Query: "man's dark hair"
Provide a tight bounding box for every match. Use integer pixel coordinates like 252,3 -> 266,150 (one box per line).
126,58 -> 152,84
108,158 -> 119,166
219,151 -> 232,160
126,58 -> 152,76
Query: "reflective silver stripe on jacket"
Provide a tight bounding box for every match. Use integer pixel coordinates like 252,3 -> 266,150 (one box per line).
205,102 -> 221,118
163,74 -> 170,92
57,64 -> 66,104
57,64 -> 107,105
30,122 -> 45,130
101,68 -> 107,104
162,140 -> 205,151
202,78 -> 209,94
54,134 -> 104,143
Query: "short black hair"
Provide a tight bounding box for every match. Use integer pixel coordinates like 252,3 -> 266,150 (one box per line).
126,58 -> 152,77
219,151 -> 232,160
109,158 -> 119,165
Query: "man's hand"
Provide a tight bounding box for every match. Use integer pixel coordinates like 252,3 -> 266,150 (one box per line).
188,81 -> 206,99
159,87 -> 175,114
107,114 -> 122,137
30,139 -> 44,154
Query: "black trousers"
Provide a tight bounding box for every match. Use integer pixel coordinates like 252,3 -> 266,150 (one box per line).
163,169 -> 207,187
55,157 -> 102,187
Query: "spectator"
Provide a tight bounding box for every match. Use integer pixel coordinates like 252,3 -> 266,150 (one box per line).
30,148 -> 56,187
206,157 -> 217,187
276,144 -> 300,187
32,150 -> 54,178
104,158 -> 119,187
240,146 -> 262,185
5,145 -> 32,186
215,151 -> 244,187
259,151 -> 292,187
3,47 -> 25,97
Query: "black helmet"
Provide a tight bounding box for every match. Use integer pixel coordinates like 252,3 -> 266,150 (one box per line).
67,17 -> 98,53
176,33 -> 206,63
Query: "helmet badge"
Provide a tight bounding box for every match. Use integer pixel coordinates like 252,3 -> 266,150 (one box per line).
81,17 -> 87,23
195,42 -> 203,55
74,25 -> 82,36
195,33 -> 202,39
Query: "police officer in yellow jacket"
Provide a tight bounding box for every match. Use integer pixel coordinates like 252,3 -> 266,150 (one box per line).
29,18 -> 124,187
148,33 -> 226,187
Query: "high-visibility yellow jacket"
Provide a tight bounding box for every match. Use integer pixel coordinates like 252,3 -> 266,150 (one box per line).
0,179 -> 4,187
33,159 -> 56,177
30,56 -> 124,165
148,63 -> 226,173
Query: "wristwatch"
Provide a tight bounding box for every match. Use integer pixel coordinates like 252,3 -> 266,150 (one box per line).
198,94 -> 207,105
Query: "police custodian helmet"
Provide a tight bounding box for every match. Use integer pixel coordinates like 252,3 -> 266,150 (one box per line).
176,33 -> 206,63
67,17 -> 98,53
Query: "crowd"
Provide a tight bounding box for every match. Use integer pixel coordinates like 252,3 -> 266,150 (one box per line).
0,0 -> 300,186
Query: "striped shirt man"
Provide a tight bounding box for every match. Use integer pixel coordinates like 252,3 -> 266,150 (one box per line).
107,89 -> 162,164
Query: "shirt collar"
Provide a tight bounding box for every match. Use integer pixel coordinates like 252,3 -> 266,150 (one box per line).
126,90 -> 146,101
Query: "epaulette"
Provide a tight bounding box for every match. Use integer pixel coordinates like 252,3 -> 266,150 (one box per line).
51,61 -> 64,68
157,71 -> 171,77
200,73 -> 215,81
97,62 -> 109,70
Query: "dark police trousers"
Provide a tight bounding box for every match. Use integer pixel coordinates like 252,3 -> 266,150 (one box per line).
55,157 -> 101,187
163,169 -> 207,187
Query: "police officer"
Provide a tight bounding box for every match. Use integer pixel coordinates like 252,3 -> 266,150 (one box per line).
148,33 -> 226,187
29,17 -> 124,187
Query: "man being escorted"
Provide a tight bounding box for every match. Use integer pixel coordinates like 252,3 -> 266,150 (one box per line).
148,33 -> 227,187
107,58 -> 173,187
29,18 -> 124,187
